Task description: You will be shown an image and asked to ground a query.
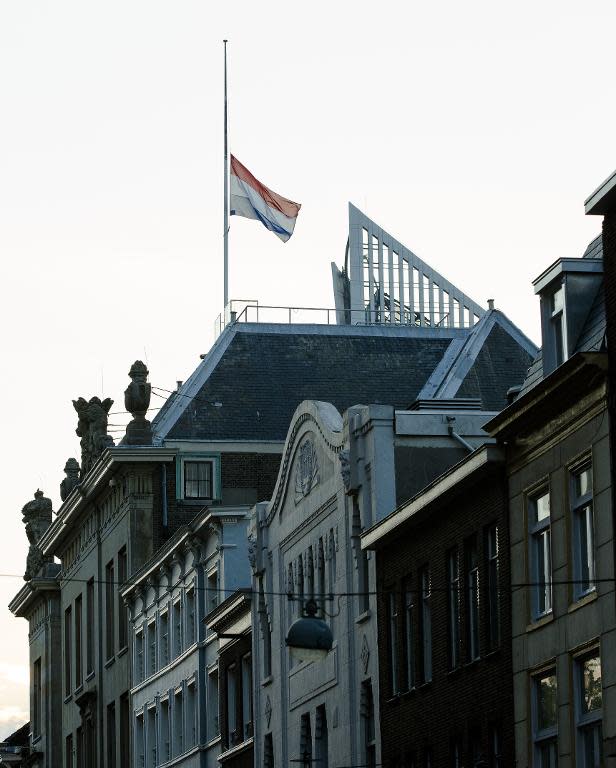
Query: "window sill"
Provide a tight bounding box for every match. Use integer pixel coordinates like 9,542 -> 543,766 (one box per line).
568,591 -> 598,613
85,670 -> 95,683
74,684 -> 84,696
261,675 -> 273,687
117,645 -> 128,659
31,735 -> 42,747
355,609 -> 372,625
104,656 -> 115,669
63,694 -> 72,705
526,613 -> 554,633
385,694 -> 402,705
207,734 -> 222,748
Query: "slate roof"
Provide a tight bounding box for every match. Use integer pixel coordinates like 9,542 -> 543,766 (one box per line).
518,235 -> 605,397
152,319 -> 537,443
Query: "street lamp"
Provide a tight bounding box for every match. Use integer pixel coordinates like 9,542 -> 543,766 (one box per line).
285,599 -> 333,663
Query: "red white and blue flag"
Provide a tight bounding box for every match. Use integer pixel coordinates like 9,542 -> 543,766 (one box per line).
230,155 -> 301,242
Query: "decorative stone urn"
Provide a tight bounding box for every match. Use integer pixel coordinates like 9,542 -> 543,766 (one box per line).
124,360 -> 152,445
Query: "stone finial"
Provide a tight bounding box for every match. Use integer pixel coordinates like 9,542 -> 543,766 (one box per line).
124,360 -> 152,445
73,396 -> 114,475
60,458 -> 81,501
21,490 -> 53,581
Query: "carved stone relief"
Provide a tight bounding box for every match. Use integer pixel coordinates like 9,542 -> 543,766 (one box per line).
72,396 -> 114,474
294,438 -> 319,504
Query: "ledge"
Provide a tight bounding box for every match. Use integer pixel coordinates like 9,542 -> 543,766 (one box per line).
526,613 -> 554,633
568,590 -> 598,614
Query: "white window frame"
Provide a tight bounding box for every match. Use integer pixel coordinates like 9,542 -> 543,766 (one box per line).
159,609 -> 169,669
404,583 -> 415,690
447,549 -> 460,669
207,568 -> 220,613
207,666 -> 220,741
574,649 -> 603,767
135,710 -> 145,768
173,686 -> 184,758
420,568 -> 432,683
466,536 -> 480,662
177,454 -> 221,502
532,668 -> 558,767
571,461 -> 596,601
160,696 -> 171,764
172,598 -> 183,659
388,591 -> 399,695
147,620 -> 157,677
134,628 -> 144,684
528,489 -> 553,621
185,586 -> 196,647
550,283 -> 566,367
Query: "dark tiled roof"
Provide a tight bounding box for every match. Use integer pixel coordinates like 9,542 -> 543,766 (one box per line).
166,331 -> 453,441
455,322 -> 536,410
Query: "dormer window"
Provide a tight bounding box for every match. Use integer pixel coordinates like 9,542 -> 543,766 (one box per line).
533,256 -> 603,377
176,453 -> 221,502
550,284 -> 565,367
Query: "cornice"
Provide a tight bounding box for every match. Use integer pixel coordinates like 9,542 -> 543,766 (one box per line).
9,576 -> 60,617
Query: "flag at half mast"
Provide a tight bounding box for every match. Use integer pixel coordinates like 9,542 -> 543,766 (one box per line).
230,155 -> 301,242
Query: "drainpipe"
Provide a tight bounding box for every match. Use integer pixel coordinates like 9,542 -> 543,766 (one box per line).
161,464 -> 168,531
447,417 -> 474,453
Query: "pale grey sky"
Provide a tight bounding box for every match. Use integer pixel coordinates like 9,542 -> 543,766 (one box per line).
0,0 -> 614,738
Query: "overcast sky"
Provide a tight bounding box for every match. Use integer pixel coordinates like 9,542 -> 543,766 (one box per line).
0,0 -> 614,738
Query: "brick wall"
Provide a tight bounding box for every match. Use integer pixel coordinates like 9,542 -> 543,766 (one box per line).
375,471 -> 513,766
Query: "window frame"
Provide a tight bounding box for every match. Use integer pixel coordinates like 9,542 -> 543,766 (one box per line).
528,488 -> 553,621
570,460 -> 596,602
176,454 -> 221,502
573,648 -> 603,767
486,524 -> 500,650
531,667 -> 558,767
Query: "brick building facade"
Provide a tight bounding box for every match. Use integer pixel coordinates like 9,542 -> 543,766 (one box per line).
362,446 -> 513,767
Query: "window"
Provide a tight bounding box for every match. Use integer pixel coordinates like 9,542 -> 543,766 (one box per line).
388,591 -> 400,694
486,525 -> 500,649
147,621 -> 157,676
571,463 -> 595,600
361,681 -> 376,768
488,722 -> 502,768
550,284 -> 565,367
173,688 -> 184,756
105,559 -> 115,659
66,733 -> 73,768
160,698 -> 171,763
208,668 -> 219,739
264,733 -> 275,768
64,605 -> 72,696
315,705 -> 329,768
465,535 -> 480,661
575,651 -> 603,767
404,581 -> 415,690
146,705 -> 157,768
135,712 -> 145,768
118,547 -> 128,649
33,658 -> 41,738
300,713 -> 312,767
207,570 -> 219,612
75,594 -> 83,688
186,680 -> 197,748
120,693 -> 130,765
173,599 -> 183,658
86,579 -> 94,675
227,663 -> 238,745
419,567 -> 432,683
184,460 -> 213,499
76,725 -> 83,768
135,629 -> 144,684
107,702 -> 116,768
160,610 -> 169,668
529,490 -> 552,620
533,669 -> 558,767
447,549 -> 460,668
242,653 -> 253,739
186,587 -> 196,646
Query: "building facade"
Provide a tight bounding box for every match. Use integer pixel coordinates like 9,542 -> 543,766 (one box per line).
362,445 -> 513,767
487,234 -> 613,767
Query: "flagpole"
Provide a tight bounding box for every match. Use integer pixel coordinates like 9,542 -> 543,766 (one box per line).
223,39 -> 229,313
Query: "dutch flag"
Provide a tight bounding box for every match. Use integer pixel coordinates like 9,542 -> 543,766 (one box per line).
230,155 -> 301,242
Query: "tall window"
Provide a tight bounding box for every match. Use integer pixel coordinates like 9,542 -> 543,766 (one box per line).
208,669 -> 219,739
533,669 -> 558,767
160,698 -> 171,763
186,681 -> 197,748
184,460 -> 213,499
486,525 -> 500,649
33,658 -> 41,738
66,733 -> 73,768
300,713 -> 312,767
361,681 -> 376,768
118,547 -> 128,649
86,579 -> 94,675
134,629 -> 144,684
529,490 -> 552,620
160,610 -> 169,668
388,591 -> 399,695
105,559 -> 115,660
173,688 -> 184,757
186,587 -> 196,646
64,605 -> 72,696
550,284 -> 566,367
147,621 -> 156,676
227,663 -> 238,745
447,549 -> 460,669
242,653 -> 253,739
107,702 -> 116,768
404,580 -> 415,690
575,651 -> 602,767
419,567 -> 432,683
134,713 -> 144,768
264,733 -> 274,768
173,599 -> 183,658
75,594 -> 83,688
207,570 -> 219,612
315,705 -> 329,768
571,463 -> 595,600
465,535 -> 480,661
120,693 -> 130,766
146,705 -> 157,768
